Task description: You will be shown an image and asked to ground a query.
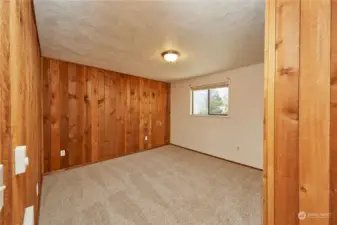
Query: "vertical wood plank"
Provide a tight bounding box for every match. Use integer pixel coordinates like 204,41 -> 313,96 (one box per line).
84,67 -> 92,163
126,76 -> 140,154
274,0 -> 300,224
139,78 -> 145,151
77,66 -> 86,165
125,76 -> 131,154
25,1 -> 37,210
104,74 -> 111,160
165,83 -> 171,144
68,63 -> 78,167
157,83 -> 162,147
264,0 -> 276,224
109,72 -> 117,158
159,82 -> 165,147
158,83 -> 165,145
42,58 -> 51,173
152,82 -> 159,147
146,79 -> 152,149
0,1 -> 11,224
88,68 -> 99,162
331,1 -> 337,223
98,70 -> 105,161
10,1 -> 27,223
148,80 -> 155,149
133,77 -> 140,153
299,0 -> 331,224
50,59 -> 61,171
116,73 -> 126,157
142,79 -> 148,150
59,61 -> 69,169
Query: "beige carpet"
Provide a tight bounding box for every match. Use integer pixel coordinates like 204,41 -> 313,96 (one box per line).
39,145 -> 262,225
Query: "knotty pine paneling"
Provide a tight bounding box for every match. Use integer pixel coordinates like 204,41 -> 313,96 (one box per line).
265,1 -> 333,225
0,0 -> 43,225
42,57 -> 170,173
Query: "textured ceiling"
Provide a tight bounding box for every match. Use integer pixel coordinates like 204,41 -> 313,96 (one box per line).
34,0 -> 265,81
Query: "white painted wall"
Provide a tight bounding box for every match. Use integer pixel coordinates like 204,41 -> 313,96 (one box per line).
170,63 -> 264,169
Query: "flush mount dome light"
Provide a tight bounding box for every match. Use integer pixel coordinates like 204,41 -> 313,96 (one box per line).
161,50 -> 180,63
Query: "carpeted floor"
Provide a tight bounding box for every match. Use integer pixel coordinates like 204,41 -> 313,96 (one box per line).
39,145 -> 262,225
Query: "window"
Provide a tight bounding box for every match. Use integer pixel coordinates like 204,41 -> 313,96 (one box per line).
191,83 -> 229,116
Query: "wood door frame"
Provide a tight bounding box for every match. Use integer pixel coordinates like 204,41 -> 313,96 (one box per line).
263,0 -> 333,224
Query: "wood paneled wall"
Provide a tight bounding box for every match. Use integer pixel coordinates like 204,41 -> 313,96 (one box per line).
42,57 -> 170,173
0,0 -> 43,225
264,1 -> 335,225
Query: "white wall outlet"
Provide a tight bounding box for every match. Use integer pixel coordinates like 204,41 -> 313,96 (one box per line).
145,136 -> 148,141
60,150 -> 66,157
15,146 -> 29,175
23,205 -> 34,225
236,145 -> 240,150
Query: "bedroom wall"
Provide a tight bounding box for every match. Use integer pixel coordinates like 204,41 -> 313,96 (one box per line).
42,57 -> 170,173
0,0 -> 43,224
171,63 -> 264,169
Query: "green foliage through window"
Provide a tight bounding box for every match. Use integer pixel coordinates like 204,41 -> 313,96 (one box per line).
192,86 -> 229,116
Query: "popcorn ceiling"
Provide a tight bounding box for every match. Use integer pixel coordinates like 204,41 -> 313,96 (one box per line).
34,0 -> 264,81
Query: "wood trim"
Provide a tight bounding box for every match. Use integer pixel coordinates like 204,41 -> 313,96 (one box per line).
264,0 -> 276,224
170,144 -> 262,171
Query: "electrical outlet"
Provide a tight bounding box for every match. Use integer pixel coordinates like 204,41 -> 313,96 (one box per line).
145,136 -> 148,141
60,150 -> 66,157
23,206 -> 34,225
236,145 -> 240,151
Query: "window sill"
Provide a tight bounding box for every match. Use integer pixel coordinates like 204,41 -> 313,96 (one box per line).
190,114 -> 230,118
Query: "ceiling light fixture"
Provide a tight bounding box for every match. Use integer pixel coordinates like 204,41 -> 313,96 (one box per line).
161,50 -> 180,63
